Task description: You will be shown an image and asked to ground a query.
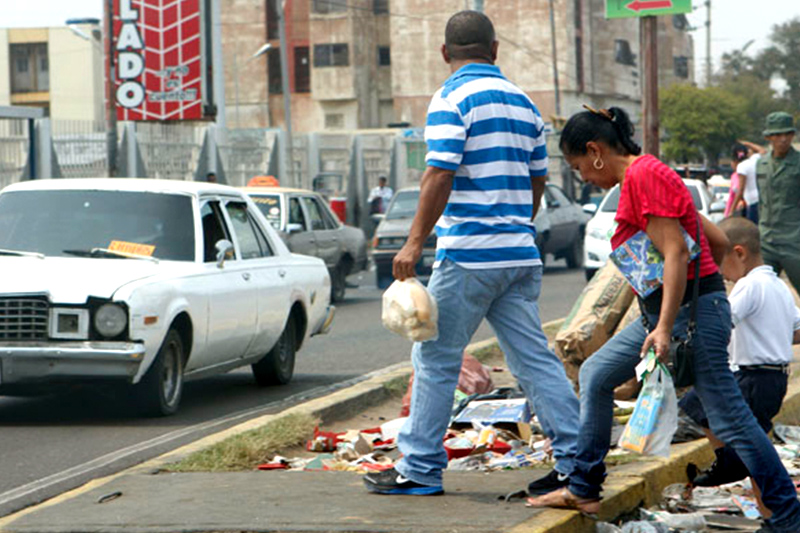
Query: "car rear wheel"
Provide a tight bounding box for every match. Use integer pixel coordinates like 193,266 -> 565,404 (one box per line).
135,328 -> 184,416
252,317 -> 296,386
566,228 -> 585,269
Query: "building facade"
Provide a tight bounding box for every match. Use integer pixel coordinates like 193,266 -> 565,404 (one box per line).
222,0 -> 694,131
0,23 -> 105,123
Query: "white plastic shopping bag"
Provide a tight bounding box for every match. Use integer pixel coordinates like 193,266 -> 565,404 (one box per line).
618,353 -> 678,457
381,278 -> 439,342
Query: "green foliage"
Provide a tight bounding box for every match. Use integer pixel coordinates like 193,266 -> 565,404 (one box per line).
754,18 -> 800,111
660,84 -> 746,164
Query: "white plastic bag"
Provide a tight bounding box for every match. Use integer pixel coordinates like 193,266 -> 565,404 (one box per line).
381,278 -> 439,342
618,359 -> 678,457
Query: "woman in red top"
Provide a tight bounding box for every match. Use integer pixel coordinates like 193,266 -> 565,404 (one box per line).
527,107 -> 800,532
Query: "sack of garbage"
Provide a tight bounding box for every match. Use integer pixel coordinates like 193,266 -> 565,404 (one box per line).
555,263 -> 634,384
382,278 -> 438,342
618,353 -> 678,457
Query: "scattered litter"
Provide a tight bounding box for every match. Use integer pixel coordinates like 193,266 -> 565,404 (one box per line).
620,521 -> 668,533
96,491 -> 122,504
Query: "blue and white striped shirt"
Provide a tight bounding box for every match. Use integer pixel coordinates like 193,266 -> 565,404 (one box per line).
425,63 -> 548,269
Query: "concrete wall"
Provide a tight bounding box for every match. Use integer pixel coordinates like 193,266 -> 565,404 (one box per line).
0,30 -> 9,106
48,26 -> 105,122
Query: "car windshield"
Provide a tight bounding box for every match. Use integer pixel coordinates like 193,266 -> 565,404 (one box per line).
600,183 -> 702,213
386,190 -> 419,220
250,194 -> 282,230
0,190 -> 195,261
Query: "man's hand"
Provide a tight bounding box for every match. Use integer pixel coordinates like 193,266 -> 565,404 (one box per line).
393,242 -> 423,281
641,326 -> 672,364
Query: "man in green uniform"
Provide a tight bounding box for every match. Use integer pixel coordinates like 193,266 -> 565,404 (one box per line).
756,112 -> 800,293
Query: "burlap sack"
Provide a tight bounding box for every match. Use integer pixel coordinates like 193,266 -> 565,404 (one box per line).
614,299 -> 642,335
555,263 -> 634,383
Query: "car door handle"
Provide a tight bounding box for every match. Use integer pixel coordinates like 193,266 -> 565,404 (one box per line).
242,273 -> 251,281
278,269 -> 287,278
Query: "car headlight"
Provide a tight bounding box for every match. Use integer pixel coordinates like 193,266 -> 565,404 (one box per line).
588,227 -> 607,240
94,303 -> 127,338
377,237 -> 406,249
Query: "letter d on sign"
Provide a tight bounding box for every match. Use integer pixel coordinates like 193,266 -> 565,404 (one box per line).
118,52 -> 144,79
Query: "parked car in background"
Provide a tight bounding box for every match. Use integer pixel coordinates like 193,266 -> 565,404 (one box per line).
372,184 -> 588,289
245,187 -> 368,302
0,179 -> 334,416
582,178 -> 722,281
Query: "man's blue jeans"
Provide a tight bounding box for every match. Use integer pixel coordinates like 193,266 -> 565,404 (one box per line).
395,259 -> 580,486
570,291 -> 800,532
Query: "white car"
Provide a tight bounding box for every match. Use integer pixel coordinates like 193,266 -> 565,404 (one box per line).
0,179 -> 334,415
582,179 -> 721,281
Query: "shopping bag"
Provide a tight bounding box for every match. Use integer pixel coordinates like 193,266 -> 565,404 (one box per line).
618,358 -> 678,457
381,278 -> 438,342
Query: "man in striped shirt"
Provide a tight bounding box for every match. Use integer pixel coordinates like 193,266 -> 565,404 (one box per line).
364,10 -> 579,497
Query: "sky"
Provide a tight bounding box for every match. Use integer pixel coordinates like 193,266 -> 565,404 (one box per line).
4,0 -> 800,83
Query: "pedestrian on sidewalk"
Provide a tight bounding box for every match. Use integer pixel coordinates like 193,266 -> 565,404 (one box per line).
526,106 -> 800,533
756,112 -> 800,295
368,176 -> 394,215
730,140 -> 765,224
723,144 -> 748,218
680,217 -> 800,515
363,10 -> 579,497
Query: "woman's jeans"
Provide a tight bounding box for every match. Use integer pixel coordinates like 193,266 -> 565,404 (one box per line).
569,291 -> 800,532
395,259 -> 580,486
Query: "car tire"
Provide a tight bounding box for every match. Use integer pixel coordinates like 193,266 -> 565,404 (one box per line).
566,228 -> 585,269
584,268 -> 598,282
330,264 -> 347,303
252,317 -> 296,386
135,328 -> 184,417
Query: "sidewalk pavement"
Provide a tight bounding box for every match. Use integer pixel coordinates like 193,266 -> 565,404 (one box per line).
2,337 -> 800,533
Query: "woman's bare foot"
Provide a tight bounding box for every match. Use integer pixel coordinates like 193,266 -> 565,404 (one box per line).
525,487 -> 601,517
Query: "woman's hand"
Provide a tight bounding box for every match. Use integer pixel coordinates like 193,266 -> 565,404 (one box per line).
641,326 -> 672,364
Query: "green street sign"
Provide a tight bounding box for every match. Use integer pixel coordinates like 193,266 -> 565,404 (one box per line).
606,0 -> 692,19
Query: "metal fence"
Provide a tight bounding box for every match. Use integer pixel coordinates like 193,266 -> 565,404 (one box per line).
218,128 -> 277,187
0,119 -> 29,189
137,122 -> 204,181
51,120 -> 108,178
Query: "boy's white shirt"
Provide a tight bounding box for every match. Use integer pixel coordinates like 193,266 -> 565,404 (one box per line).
728,265 -> 800,369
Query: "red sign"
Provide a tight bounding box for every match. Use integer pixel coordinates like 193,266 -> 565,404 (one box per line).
113,0 -> 203,121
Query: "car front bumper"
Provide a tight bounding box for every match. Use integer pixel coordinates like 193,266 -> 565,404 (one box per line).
0,341 -> 146,385
584,235 -> 611,270
311,305 -> 336,337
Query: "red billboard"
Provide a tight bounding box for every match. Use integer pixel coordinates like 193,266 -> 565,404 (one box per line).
113,0 -> 204,121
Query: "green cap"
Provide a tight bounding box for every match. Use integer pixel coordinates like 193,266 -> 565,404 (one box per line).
763,112 -> 796,136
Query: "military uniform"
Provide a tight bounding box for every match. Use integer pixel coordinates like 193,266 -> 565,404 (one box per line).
756,112 -> 800,293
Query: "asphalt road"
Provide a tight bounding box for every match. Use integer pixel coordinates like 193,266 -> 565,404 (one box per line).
0,261 -> 586,516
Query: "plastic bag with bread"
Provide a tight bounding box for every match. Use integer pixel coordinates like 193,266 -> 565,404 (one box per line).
381,278 -> 439,342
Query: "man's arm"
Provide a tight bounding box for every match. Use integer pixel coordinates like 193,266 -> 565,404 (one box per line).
531,176 -> 546,219
392,166 -> 455,280
738,140 -> 767,155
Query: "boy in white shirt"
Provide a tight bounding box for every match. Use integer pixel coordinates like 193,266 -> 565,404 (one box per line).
680,217 -> 800,489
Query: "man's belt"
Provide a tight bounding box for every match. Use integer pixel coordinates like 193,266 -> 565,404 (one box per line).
739,364 -> 791,375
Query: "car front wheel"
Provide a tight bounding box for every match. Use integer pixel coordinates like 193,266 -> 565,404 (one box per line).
330,263 -> 347,303
252,317 -> 296,386
135,328 -> 184,416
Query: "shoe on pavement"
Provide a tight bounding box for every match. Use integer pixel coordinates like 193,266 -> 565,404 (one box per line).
363,467 -> 444,496
527,469 -> 570,496
692,448 -> 748,487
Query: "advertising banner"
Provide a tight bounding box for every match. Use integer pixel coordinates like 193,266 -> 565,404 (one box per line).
113,0 -> 204,121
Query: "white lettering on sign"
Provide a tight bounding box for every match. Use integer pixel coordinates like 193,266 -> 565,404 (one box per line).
116,0 -> 145,109
117,81 -> 146,108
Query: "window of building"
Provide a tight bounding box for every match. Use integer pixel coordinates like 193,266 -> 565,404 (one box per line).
325,113 -> 344,129
406,142 -> 426,171
673,14 -> 689,31
314,43 -> 349,67
10,43 -> 49,94
674,56 -> 690,79
373,0 -> 389,14
614,40 -> 636,67
266,0 -> 280,40
294,47 -> 310,93
378,46 -> 391,66
312,0 -> 346,14
268,48 -> 282,94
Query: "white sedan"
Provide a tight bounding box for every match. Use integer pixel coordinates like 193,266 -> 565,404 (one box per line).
582,179 -> 723,281
0,179 -> 334,415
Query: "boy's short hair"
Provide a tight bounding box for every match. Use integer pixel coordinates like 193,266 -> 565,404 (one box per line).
719,217 -> 761,255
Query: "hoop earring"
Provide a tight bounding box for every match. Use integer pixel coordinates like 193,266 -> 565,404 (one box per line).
593,158 -> 605,170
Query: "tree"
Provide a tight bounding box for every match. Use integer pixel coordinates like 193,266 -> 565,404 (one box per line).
660,84 -> 746,164
754,18 -> 800,111
717,73 -> 788,142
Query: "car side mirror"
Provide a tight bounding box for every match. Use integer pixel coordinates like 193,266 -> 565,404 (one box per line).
549,199 -> 561,209
287,223 -> 304,234
371,213 -> 385,224
582,203 -> 598,215
215,239 -> 234,268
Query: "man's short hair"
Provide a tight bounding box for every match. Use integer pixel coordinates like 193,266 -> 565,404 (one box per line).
445,10 -> 495,61
719,217 -> 761,255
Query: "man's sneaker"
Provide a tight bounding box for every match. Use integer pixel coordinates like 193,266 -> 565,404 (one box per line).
527,469 -> 570,496
363,468 -> 444,496
692,448 -> 749,487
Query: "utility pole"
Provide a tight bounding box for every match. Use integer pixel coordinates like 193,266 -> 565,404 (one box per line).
641,16 -> 659,156
548,0 -> 561,118
277,0 -> 294,187
105,0 -> 118,177
705,0 -> 712,86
